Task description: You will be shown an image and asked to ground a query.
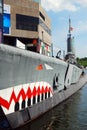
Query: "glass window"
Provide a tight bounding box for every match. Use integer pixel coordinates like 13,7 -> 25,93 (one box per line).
39,12 -> 45,21
39,19 -> 51,35
16,14 -> 39,31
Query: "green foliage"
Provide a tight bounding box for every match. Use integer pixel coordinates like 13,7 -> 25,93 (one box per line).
76,57 -> 87,67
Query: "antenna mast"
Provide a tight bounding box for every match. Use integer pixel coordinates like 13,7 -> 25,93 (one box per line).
69,17 -> 71,35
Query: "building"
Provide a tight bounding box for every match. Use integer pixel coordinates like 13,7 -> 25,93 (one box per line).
0,0 -> 3,43
4,0 -> 52,56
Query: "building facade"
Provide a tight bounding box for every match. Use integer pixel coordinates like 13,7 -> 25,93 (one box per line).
4,0 -> 51,56
0,0 -> 3,43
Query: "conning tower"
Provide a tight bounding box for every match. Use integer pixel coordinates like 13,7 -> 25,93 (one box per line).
67,18 -> 75,55
65,18 -> 76,63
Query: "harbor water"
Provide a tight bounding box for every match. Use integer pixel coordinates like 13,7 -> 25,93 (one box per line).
15,71 -> 87,130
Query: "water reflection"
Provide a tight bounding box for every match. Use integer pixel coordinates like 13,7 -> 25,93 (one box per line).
15,82 -> 87,130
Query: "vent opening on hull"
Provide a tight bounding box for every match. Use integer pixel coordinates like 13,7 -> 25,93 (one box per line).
15,102 -> 19,111
41,93 -> 44,100
37,95 -> 40,102
33,96 -> 36,104
27,99 -> 31,106
53,74 -> 59,90
48,92 -> 50,97
22,100 -> 26,109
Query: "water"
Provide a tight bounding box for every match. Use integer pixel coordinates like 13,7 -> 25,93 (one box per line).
15,72 -> 87,130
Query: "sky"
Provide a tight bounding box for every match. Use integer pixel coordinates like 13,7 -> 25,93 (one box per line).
41,0 -> 87,58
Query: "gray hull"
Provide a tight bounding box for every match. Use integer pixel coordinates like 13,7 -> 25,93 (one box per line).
0,44 -> 84,129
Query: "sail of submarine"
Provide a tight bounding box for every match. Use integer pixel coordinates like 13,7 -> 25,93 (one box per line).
66,18 -> 76,63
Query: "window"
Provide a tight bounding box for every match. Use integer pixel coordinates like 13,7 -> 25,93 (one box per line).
16,14 -> 39,31
39,19 -> 51,35
39,12 -> 45,21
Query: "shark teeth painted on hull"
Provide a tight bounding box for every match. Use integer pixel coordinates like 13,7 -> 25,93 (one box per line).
0,82 -> 53,114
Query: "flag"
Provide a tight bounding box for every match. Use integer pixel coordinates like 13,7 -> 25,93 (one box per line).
70,27 -> 74,31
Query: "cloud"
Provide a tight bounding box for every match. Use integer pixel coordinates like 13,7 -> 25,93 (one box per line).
77,0 -> 87,7
75,21 -> 87,35
41,0 -> 87,12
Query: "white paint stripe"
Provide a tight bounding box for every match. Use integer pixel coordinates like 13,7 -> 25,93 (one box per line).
45,64 -> 53,70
